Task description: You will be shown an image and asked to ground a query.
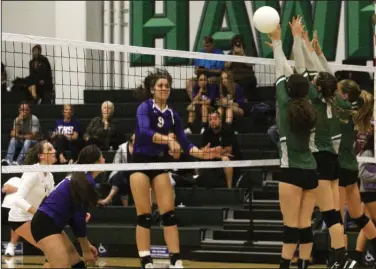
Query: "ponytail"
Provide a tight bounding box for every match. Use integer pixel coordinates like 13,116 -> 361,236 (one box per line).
288,98 -> 318,134
353,90 -> 373,133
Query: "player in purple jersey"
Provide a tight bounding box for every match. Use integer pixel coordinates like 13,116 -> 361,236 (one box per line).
132,69 -> 223,268
30,145 -> 104,268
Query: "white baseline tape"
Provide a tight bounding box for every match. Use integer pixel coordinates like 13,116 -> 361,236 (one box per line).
2,157 -> 375,174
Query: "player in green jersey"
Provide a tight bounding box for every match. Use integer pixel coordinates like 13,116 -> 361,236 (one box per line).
295,19 -> 354,268
270,17 -> 318,269
335,79 -> 376,265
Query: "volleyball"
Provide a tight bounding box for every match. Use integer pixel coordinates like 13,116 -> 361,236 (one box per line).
253,6 -> 280,34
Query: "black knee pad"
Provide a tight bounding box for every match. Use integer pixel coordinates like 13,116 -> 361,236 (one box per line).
282,226 -> 299,244
137,213 -> 152,229
321,209 -> 341,229
299,227 -> 313,244
352,214 -> 370,229
161,210 -> 177,227
336,210 -> 343,225
72,260 -> 86,268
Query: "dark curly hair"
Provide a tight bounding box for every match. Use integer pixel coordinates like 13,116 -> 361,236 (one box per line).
134,69 -> 172,100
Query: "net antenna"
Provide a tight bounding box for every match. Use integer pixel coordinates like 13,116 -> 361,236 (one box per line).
1,32 -> 375,174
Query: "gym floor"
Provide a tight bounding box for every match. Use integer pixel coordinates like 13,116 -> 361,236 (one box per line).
2,256 -> 327,268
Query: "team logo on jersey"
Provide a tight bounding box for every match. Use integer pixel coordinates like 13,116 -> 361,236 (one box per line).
157,116 -> 164,128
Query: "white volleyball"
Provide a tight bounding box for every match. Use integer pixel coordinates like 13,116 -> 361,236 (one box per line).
253,6 -> 280,34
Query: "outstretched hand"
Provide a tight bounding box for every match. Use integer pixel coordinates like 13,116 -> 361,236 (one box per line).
289,15 -> 304,37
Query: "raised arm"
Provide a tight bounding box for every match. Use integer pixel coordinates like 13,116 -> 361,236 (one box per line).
312,31 -> 333,74
301,31 -> 318,76
289,16 -> 306,75
269,25 -> 284,79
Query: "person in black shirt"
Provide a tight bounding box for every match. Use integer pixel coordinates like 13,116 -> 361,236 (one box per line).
201,110 -> 239,188
26,45 -> 53,104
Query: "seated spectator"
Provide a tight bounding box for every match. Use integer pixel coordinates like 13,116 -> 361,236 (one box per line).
2,102 -> 41,165
217,70 -> 245,128
225,35 -> 257,101
50,104 -> 81,164
99,134 -> 135,207
186,36 -> 224,100
84,100 -> 118,150
184,72 -> 218,135
2,62 -> 7,92
25,45 -> 53,104
199,110 -> 241,188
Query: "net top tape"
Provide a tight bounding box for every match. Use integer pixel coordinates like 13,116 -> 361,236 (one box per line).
2,157 -> 375,174
2,33 -> 375,73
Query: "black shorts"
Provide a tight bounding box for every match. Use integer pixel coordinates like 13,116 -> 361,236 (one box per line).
313,151 -> 339,180
339,168 -> 359,187
9,221 -> 28,231
131,153 -> 173,181
360,192 -> 376,204
279,168 -> 318,190
31,210 -> 63,243
2,207 -> 10,225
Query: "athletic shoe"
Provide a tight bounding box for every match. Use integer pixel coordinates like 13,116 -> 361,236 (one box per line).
4,242 -> 15,257
200,127 -> 206,134
1,159 -> 10,166
170,260 -> 184,268
144,263 -> 154,268
184,128 -> 192,135
343,259 -> 357,268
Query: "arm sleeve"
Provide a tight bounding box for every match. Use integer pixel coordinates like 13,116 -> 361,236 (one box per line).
136,102 -> 156,143
310,51 -> 325,72
173,112 -> 194,153
31,117 -> 40,133
69,209 -> 87,237
302,42 -> 317,74
13,173 -> 37,212
272,40 -> 285,79
358,151 -> 376,184
317,53 -> 333,74
292,37 -> 306,75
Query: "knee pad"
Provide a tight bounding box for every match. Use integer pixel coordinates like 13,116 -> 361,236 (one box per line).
137,213 -> 152,229
71,260 -> 86,268
299,227 -> 313,244
336,210 -> 343,225
282,226 -> 299,244
161,210 -> 177,227
352,214 -> 370,229
321,209 -> 341,229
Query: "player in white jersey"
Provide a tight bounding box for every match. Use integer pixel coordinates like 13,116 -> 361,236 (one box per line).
2,176 -> 22,256
8,141 -> 56,250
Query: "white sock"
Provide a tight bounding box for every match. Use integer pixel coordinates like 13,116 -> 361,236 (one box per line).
139,250 -> 151,257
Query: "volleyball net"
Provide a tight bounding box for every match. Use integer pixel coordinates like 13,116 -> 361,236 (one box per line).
1,32 -> 375,178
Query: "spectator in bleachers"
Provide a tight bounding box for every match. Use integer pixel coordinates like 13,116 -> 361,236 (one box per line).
186,36 -> 224,100
200,110 -> 240,188
99,134 -> 135,207
184,72 -> 218,135
1,102 -> 40,165
25,45 -> 53,104
225,35 -> 257,101
84,100 -> 118,150
217,70 -> 245,129
50,104 -> 81,164
2,62 -> 7,92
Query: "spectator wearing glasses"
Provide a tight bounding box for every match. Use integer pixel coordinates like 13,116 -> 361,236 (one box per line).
225,35 -> 257,101
184,72 -> 219,135
186,36 -> 224,100
2,102 -> 41,165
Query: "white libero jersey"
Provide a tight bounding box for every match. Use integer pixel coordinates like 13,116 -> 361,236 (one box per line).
2,177 -> 22,209
8,164 -> 54,222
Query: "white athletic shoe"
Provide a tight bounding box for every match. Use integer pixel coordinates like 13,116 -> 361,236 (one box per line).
4,257 -> 15,268
144,263 -> 154,268
4,243 -> 15,257
170,260 -> 184,268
